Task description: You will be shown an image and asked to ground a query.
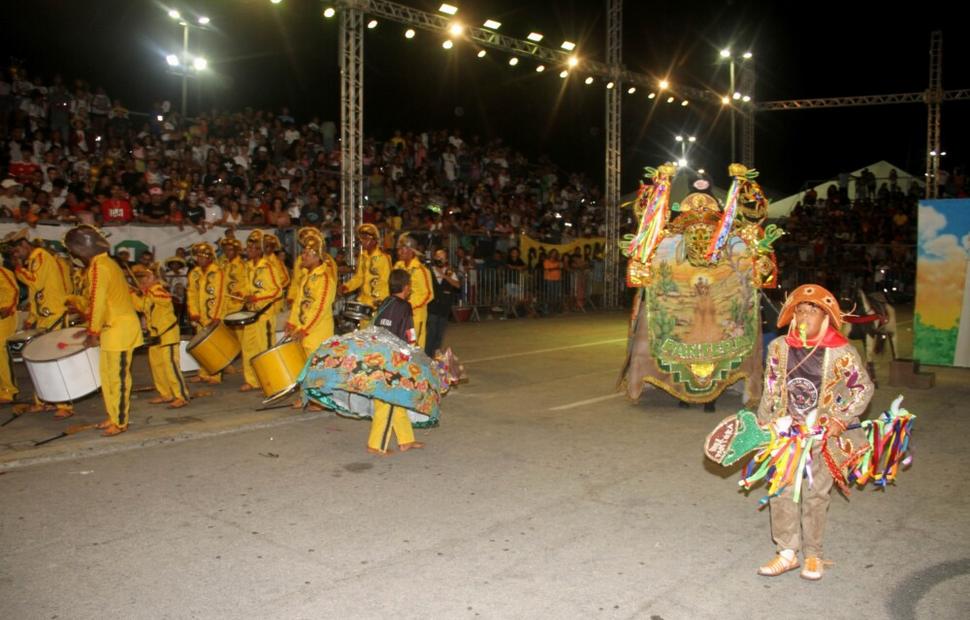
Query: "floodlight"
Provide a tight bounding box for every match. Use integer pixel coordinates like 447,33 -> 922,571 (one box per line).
483,19 -> 501,29
439,4 -> 458,16
561,41 -> 576,51
527,32 -> 543,42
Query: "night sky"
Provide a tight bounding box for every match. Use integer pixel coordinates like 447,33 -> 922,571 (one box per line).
4,0 -> 969,195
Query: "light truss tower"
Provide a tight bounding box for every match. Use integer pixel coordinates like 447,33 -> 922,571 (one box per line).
339,3 -> 364,258
925,30 -> 943,199
738,62 -> 756,167
603,0 -> 622,308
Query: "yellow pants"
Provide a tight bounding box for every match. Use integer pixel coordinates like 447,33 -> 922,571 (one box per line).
368,399 -> 415,453
0,318 -> 17,400
413,308 -> 428,350
101,348 -> 135,427
148,344 -> 190,402
242,316 -> 275,388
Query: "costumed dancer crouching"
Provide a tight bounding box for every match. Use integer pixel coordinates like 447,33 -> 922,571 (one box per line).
186,242 -> 227,385
239,230 -> 283,393
3,228 -> 73,416
367,269 -> 425,456
340,223 -> 391,325
65,225 -> 144,436
283,234 -> 335,410
755,284 -> 873,580
393,234 -> 434,351
130,264 -> 190,409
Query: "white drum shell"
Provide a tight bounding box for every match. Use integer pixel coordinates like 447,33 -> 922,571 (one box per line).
24,345 -> 101,403
179,339 -> 200,373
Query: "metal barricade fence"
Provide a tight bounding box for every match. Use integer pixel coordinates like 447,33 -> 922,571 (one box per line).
459,267 -> 597,318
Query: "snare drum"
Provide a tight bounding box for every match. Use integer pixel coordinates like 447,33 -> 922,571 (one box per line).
22,328 -> 101,403
343,301 -> 374,322
186,322 -> 241,374
251,340 -> 308,401
7,329 -> 41,363
224,310 -> 259,327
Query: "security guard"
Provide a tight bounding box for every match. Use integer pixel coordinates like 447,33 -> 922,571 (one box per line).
340,223 -> 391,316
240,230 -> 283,392
131,264 -> 189,408
186,242 -> 227,384
393,234 -> 434,350
65,225 -> 143,436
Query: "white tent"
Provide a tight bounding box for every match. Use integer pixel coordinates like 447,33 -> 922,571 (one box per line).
767,160 -> 923,219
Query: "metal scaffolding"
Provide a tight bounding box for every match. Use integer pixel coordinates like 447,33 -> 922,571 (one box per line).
339,4 -> 364,259
603,0 -> 622,308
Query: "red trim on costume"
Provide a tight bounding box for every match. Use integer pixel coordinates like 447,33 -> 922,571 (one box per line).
303,271 -> 330,332
785,325 -> 848,349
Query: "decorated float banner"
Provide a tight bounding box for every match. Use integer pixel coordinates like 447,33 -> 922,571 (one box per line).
0,222 -> 278,263
914,199 -> 970,367
518,235 -> 606,269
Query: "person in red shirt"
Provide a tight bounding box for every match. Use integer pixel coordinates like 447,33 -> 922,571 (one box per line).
100,184 -> 133,224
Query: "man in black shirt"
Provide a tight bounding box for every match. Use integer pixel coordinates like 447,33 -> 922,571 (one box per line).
425,248 -> 461,357
368,269 -> 424,455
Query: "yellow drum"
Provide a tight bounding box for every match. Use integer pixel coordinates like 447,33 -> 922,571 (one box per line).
251,340 -> 308,401
186,322 -> 241,374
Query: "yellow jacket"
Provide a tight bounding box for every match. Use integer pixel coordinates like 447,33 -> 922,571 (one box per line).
288,253 -> 338,304
222,256 -> 248,314
85,253 -> 143,352
244,256 -> 283,312
287,263 -> 335,339
15,246 -> 70,329
131,283 -> 181,346
187,263 -> 227,327
393,257 -> 434,314
0,266 -> 18,336
343,248 -> 391,307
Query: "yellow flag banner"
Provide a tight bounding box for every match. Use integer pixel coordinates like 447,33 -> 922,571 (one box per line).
518,235 -> 606,269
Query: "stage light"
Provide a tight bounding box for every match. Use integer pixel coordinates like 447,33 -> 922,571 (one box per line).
698,169 -> 706,175
271,0 -> 282,4
448,23 -> 464,37
678,158 -> 688,167
508,57 -> 519,66
733,92 -> 742,100
323,7 -> 335,18
742,51 -> 753,59
567,56 -> 579,68
584,77 -> 594,85
477,49 -> 487,58
166,54 -> 180,66
721,95 -> 730,105
193,57 -> 207,71
367,20 -> 378,29
198,16 -> 210,25
405,29 -> 415,39
561,41 -> 576,51
742,95 -> 751,102
535,65 -> 545,72
606,81 -> 614,89
483,19 -> 501,29
675,135 -> 684,142
666,96 -> 675,103
648,92 -> 656,99
720,48 -> 731,58
527,32 -> 544,42
688,136 -> 696,142
681,100 -> 689,106
438,3 -> 458,15
442,40 -> 453,49
168,9 -> 181,20
157,115 -> 164,122
627,87 -> 636,94
659,79 -> 669,90
559,70 -> 568,78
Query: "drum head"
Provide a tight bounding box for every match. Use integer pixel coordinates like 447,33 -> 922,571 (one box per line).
186,322 -> 218,350
7,329 -> 40,344
224,311 -> 258,326
22,328 -> 90,362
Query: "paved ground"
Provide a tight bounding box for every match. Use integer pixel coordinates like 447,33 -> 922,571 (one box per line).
1,310 -> 968,619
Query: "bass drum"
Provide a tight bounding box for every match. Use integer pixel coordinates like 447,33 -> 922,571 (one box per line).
22,328 -> 101,403
251,340 -> 308,402
186,322 -> 241,374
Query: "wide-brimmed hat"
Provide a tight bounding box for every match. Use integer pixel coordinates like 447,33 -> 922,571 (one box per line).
0,228 -> 30,248
356,223 -> 380,239
190,242 -> 216,259
777,283 -> 843,330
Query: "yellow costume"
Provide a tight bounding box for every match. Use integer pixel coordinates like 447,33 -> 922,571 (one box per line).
84,253 -> 143,429
241,253 -> 283,389
131,278 -> 189,404
15,246 -> 71,330
287,261 -> 336,356
368,400 -> 417,454
0,266 -> 19,401
186,245 -> 227,383
343,248 -> 391,309
287,227 -> 337,306
393,255 -> 433,349
263,233 -> 290,318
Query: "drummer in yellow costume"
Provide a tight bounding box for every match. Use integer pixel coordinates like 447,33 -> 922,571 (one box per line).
340,223 -> 391,317
287,227 -> 337,306
240,230 -> 283,392
0,265 -> 19,403
65,225 -> 143,437
284,235 -> 336,356
262,233 -> 289,318
186,242 -> 227,385
130,264 -> 190,409
217,237 -> 246,375
393,234 -> 434,350
3,229 -> 73,415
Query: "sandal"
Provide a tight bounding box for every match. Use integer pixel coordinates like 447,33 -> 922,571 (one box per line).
801,556 -> 830,581
399,441 -> 425,452
757,553 -> 800,577
239,384 -> 255,392
149,397 -> 173,405
53,407 -> 75,419
167,399 -> 189,409
101,423 -> 128,437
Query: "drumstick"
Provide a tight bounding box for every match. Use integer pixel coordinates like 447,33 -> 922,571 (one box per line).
33,423 -> 99,446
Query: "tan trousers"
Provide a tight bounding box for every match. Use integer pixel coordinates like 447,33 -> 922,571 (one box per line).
768,444 -> 834,558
